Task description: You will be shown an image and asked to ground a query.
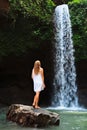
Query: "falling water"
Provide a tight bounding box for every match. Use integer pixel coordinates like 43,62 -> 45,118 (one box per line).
53,4 -> 78,107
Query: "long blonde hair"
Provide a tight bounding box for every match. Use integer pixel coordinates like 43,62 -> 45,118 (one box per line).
34,60 -> 41,74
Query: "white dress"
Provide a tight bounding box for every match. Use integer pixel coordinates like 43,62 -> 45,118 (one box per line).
33,71 -> 44,92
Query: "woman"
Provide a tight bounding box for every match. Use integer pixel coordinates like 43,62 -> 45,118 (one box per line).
31,60 -> 45,108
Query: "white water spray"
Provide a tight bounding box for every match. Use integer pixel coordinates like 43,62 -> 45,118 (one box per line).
53,4 -> 78,107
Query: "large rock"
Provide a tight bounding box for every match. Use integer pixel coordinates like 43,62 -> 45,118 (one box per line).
6,104 -> 60,127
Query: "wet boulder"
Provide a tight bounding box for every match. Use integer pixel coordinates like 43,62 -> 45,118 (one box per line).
6,104 -> 60,127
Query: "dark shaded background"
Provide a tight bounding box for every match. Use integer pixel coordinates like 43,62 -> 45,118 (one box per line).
0,0 -> 87,108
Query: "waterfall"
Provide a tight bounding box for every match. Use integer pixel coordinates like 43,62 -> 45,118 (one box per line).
53,4 -> 78,107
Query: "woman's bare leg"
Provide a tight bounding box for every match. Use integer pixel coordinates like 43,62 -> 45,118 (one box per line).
32,95 -> 36,107
33,92 -> 40,108
32,92 -> 40,108
35,92 -> 40,108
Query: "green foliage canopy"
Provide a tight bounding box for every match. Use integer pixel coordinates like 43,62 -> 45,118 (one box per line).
0,0 -> 87,60
0,0 -> 55,56
9,0 -> 55,23
69,1 -> 87,60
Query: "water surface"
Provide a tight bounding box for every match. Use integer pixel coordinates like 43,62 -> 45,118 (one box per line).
0,107 -> 87,130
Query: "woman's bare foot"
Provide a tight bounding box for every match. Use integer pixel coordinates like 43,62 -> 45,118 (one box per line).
35,106 -> 40,109
32,103 -> 35,108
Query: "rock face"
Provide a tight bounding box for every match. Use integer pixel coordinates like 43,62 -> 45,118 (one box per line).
6,104 -> 60,127
0,42 -> 54,107
0,0 -> 9,12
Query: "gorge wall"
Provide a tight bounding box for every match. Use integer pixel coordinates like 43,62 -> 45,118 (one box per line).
0,43 -> 54,107
0,49 -> 87,108
76,60 -> 87,108
0,0 -> 87,108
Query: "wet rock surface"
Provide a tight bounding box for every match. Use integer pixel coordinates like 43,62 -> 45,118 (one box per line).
6,104 -> 60,127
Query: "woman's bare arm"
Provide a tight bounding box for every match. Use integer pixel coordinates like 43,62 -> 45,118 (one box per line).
41,68 -> 46,88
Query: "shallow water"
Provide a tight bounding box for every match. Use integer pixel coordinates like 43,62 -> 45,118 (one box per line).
0,107 -> 87,130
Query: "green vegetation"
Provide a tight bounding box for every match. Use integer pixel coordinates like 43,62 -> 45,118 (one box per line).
9,0 -> 55,23
0,0 -> 87,60
69,0 -> 87,4
0,0 -> 55,56
69,1 -> 87,60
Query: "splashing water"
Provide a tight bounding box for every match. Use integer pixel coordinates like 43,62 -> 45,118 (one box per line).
53,4 -> 78,107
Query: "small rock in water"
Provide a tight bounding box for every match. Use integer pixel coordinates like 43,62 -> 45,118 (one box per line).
6,104 -> 60,127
